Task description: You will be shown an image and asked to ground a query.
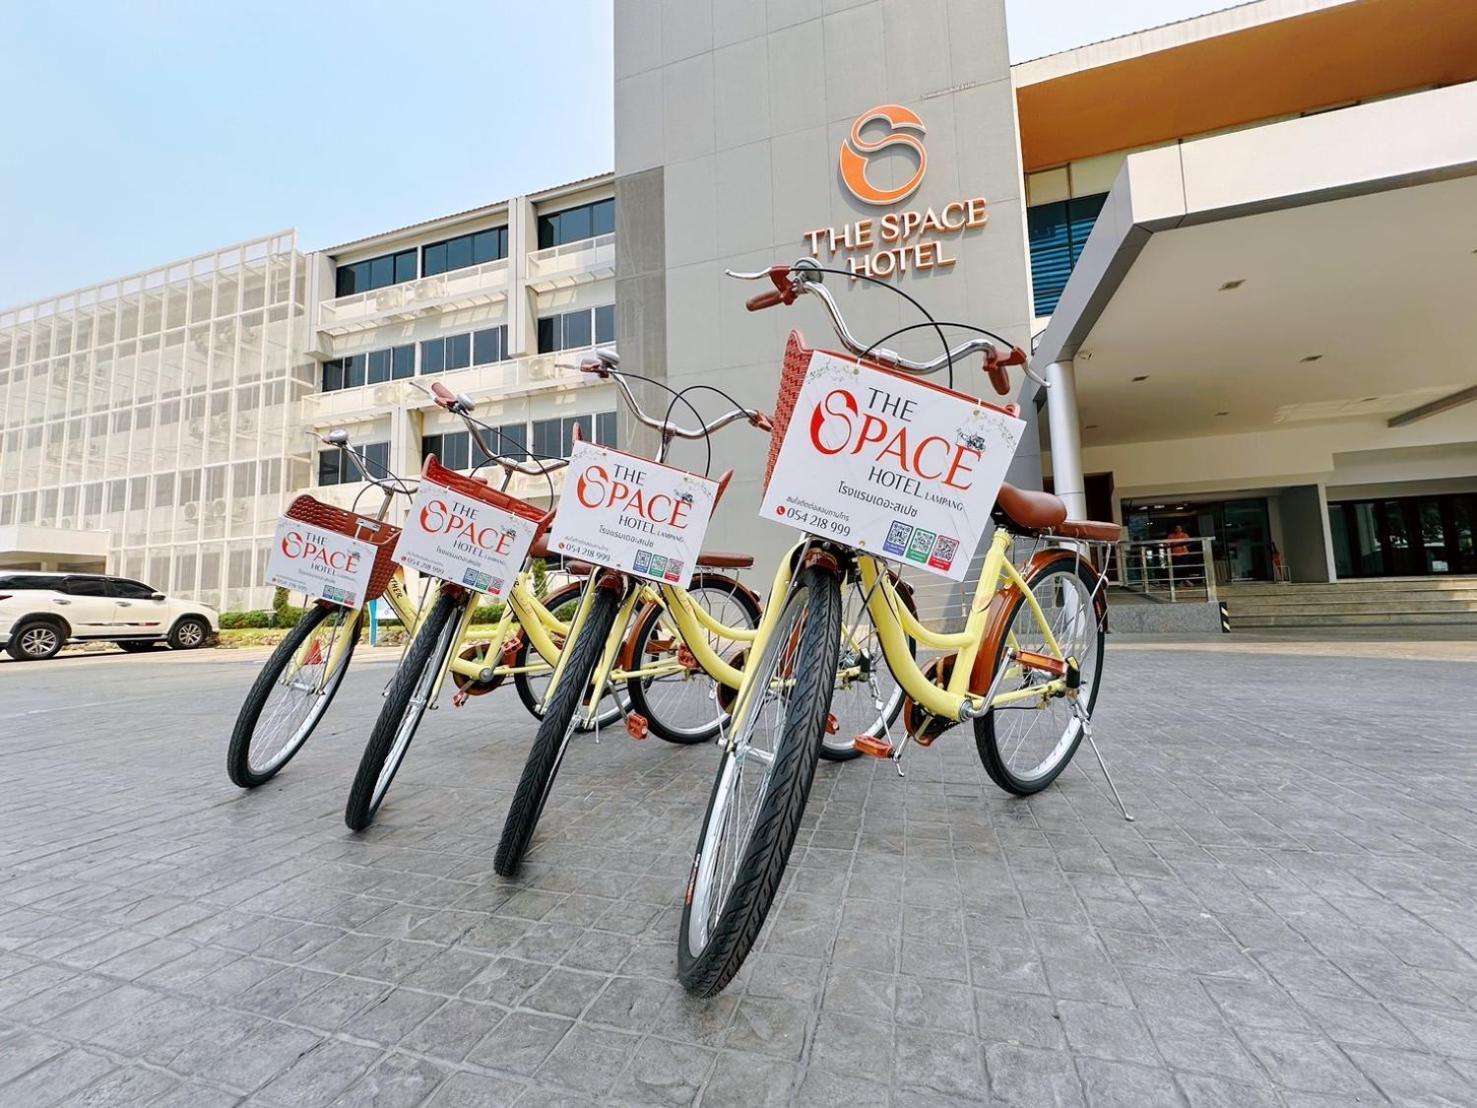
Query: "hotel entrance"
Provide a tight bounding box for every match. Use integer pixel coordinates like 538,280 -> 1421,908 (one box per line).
1123,498 -> 1275,582
1328,493 -> 1477,578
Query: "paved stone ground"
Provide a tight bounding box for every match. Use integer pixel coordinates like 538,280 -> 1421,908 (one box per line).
0,641 -> 1474,1107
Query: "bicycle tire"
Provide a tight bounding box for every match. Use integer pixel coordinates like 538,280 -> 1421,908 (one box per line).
495,586 -> 621,876
227,603 -> 358,789
344,589 -> 462,830
513,581 -> 623,732
624,574 -> 763,744
974,554 -> 1106,795
677,564 -> 842,997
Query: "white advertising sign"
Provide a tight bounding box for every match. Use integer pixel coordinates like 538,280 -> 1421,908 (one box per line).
395,480 -> 539,596
760,351 -> 1025,581
549,442 -> 718,590
266,518 -> 378,608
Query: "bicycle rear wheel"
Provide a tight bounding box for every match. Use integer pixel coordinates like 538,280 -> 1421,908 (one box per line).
344,589 -> 463,830
624,575 -> 762,744
677,564 -> 841,997
227,603 -> 359,788
514,581 -> 624,732
495,586 -> 622,876
820,577 -> 914,762
974,554 -> 1106,795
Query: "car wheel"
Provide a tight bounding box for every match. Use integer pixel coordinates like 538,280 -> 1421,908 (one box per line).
117,641 -> 159,653
7,621 -> 64,661
168,617 -> 211,651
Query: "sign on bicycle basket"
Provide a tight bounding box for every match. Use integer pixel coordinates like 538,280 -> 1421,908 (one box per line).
760,350 -> 1025,581
266,518 -> 378,608
395,477 -> 539,597
549,442 -> 718,590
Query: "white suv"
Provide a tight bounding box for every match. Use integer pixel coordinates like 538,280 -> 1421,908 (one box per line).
0,573 -> 219,662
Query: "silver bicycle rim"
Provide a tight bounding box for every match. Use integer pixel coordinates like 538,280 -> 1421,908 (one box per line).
637,585 -> 754,739
687,579 -> 810,956
249,610 -> 353,774
992,569 -> 1101,784
371,607 -> 461,809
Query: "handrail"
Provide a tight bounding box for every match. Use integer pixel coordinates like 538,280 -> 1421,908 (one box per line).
1111,536 -> 1218,603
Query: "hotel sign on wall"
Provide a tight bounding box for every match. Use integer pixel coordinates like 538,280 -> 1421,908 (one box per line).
803,104 -> 988,279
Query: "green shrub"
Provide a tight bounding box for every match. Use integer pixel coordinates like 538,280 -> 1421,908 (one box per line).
272,586 -> 306,628
220,610 -> 274,629
531,558 -> 548,599
471,601 -> 506,625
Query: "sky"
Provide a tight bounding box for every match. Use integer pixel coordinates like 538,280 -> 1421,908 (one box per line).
0,0 -> 1237,308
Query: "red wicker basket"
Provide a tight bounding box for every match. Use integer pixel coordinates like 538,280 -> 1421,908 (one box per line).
282,495 -> 402,602
421,455 -> 550,524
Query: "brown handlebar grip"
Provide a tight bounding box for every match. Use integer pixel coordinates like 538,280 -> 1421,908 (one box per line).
429,381 -> 457,408
750,410 -> 774,433
986,364 -> 1011,396
747,289 -> 785,312
578,355 -> 608,377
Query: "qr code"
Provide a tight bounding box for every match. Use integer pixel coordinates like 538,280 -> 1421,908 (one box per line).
323,585 -> 349,605
648,555 -> 669,579
663,560 -> 683,582
927,535 -> 960,571
884,520 -> 913,556
905,528 -> 937,563
462,568 -> 493,592
633,550 -> 652,574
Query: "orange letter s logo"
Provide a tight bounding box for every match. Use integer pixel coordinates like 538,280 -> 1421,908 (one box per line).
839,105 -> 927,207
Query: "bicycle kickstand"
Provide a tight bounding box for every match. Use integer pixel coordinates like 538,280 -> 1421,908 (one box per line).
1072,700 -> 1133,822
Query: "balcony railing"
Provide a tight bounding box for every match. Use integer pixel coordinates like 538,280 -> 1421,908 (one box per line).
525,233 -> 616,291
318,258 -> 511,336
298,349 -> 599,429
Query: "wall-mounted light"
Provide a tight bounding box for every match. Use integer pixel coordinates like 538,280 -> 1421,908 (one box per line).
1218,279 -> 1245,291
1132,375 -> 1148,382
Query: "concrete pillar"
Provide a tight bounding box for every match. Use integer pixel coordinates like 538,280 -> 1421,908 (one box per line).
1045,360 -> 1086,518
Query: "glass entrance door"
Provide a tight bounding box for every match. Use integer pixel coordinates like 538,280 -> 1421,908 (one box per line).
1329,493 -> 1477,577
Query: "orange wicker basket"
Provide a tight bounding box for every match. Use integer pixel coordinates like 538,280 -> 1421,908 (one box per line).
282,495 -> 402,602
420,455 -> 550,524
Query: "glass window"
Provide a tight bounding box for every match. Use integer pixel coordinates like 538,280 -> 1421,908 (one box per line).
473,326 -> 503,365
369,255 -> 394,289
322,359 -> 343,392
0,574 -> 64,590
154,473 -> 174,507
394,250 -> 417,284
109,578 -> 156,599
344,354 -> 366,389
496,421 -> 526,455
1028,192 -> 1108,316
422,242 -> 447,277
420,433 -> 443,464
335,249 -> 416,297
64,576 -> 110,597
472,228 -> 506,264
445,235 -> 473,272
537,316 -> 557,354
596,410 -> 617,447
531,418 -> 560,459
445,333 -> 471,371
420,338 -> 445,374
442,431 -> 470,470
562,415 -> 593,456
367,349 -> 391,385
392,344 -> 415,379
362,441 -> 390,481
595,304 -> 615,345
563,310 -> 592,350
592,197 -> 615,237
318,449 -> 339,486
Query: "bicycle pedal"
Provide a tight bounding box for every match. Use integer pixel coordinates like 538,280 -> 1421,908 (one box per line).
451,688 -> 471,708
825,713 -> 840,736
853,734 -> 895,759
626,713 -> 650,740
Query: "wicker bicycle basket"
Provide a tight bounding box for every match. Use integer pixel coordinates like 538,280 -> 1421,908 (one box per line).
282,495 -> 402,603
420,455 -> 550,524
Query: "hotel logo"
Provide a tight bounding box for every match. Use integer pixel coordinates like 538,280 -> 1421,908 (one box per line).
839,104 -> 928,207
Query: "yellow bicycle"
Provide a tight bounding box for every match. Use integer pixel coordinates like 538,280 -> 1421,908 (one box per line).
676,260 -> 1124,996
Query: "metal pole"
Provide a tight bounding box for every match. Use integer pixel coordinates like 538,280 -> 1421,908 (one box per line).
1044,360 -> 1086,518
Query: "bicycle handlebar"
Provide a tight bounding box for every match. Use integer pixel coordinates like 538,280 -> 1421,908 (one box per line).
407,380 -> 569,478
727,259 -> 1045,388
574,354 -> 773,442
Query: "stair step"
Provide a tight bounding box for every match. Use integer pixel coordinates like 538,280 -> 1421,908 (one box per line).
1235,611 -> 1477,627
1229,599 -> 1477,615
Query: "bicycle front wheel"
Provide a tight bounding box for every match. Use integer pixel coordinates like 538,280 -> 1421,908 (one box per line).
495,585 -> 622,877
227,603 -> 359,788
974,553 -> 1106,795
344,589 -> 464,830
678,563 -> 841,997
624,574 -> 762,744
